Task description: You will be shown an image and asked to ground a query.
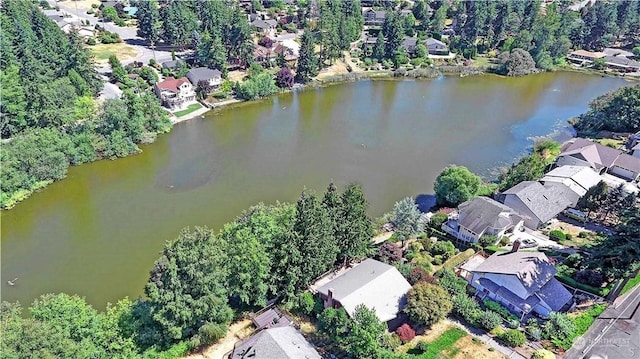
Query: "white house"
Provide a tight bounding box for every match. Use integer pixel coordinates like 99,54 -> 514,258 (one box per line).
442,197 -> 524,243
154,77 -> 196,109
460,249 -> 573,319
315,259 -> 411,330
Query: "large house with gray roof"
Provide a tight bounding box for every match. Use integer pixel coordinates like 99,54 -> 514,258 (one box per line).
186,67 -> 222,88
229,326 -> 321,359
460,249 -> 573,320
557,138 -> 640,182
442,197 -> 524,243
540,165 -> 601,207
498,181 -> 573,229
315,259 -> 411,329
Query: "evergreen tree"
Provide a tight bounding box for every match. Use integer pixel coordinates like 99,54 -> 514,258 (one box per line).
335,184 -> 374,264
293,190 -> 338,287
373,33 -> 386,60
296,30 -> 319,83
134,0 -> 161,45
382,11 -> 404,59
160,0 -> 198,48
197,31 -> 228,75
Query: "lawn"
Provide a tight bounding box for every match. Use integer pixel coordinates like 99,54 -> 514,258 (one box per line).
411,327 -> 467,359
173,103 -> 202,118
593,138 -> 625,149
90,43 -> 138,63
621,271 -> 640,295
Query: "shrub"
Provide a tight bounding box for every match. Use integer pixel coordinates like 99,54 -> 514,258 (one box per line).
415,340 -> 429,353
549,230 -> 566,242
478,310 -> 502,331
527,326 -> 542,341
198,322 -> 227,345
506,318 -> 520,329
574,269 -> 604,288
578,231 -> 589,238
453,294 -> 481,324
378,242 -> 403,264
499,329 -> 526,347
408,266 -> 437,285
405,282 -> 453,326
490,327 -> 505,336
479,234 -> 498,247
297,292 -> 315,315
381,333 -> 402,350
437,268 -> 468,297
564,253 -> 583,269
396,323 -> 416,343
86,38 -> 96,46
543,312 -> 576,349
432,240 -> 456,260
499,236 -> 510,246
532,349 -> 556,359
429,212 -> 448,229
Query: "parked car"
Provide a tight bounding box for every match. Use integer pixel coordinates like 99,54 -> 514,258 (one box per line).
564,208 -> 587,223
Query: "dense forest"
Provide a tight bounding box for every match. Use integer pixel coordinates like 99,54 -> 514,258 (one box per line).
0,183 -> 375,358
0,1 -> 172,209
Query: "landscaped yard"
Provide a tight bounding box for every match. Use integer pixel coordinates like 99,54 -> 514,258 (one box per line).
90,43 -> 138,63
400,321 -> 503,359
173,103 -> 202,118
621,270 -> 640,295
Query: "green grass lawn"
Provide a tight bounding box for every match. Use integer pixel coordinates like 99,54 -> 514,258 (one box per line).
173,103 -> 202,118
621,271 -> 640,295
409,327 -> 467,359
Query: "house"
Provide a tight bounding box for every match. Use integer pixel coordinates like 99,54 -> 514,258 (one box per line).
540,165 -> 602,206
154,77 -> 196,109
604,55 -> 640,72
43,9 -> 65,25
566,50 -> 606,65
401,37 -> 418,55
229,326 -> 321,359
460,249 -> 573,319
498,181 -> 573,229
273,43 -> 299,66
425,38 -> 448,55
186,67 -> 222,88
252,18 -> 278,37
442,197 -> 524,243
253,45 -> 276,64
603,47 -> 635,58
315,259 -> 411,329
557,138 -> 640,181
161,59 -> 184,69
364,9 -> 386,26
633,143 -> 640,158
251,307 -> 293,331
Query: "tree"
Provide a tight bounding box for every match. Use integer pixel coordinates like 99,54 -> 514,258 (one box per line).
434,165 -> 482,206
478,310 -> 502,331
373,33 -> 386,61
318,307 -> 352,347
391,197 -> 423,247
197,32 -> 227,75
196,80 -> 213,100
219,222 -> 271,307
347,305 -> 387,358
160,0 -> 198,48
335,183 -> 374,264
405,282 -> 452,327
135,0 -> 160,45
543,312 -> 576,346
479,234 -> 499,247
296,30 -> 318,83
500,329 -> 526,347
383,11 -> 404,59
500,48 -> 537,76
293,189 -> 338,287
577,181 -> 608,217
377,242 -> 403,264
144,226 -> 232,345
573,85 -> 640,134
275,66 -> 294,88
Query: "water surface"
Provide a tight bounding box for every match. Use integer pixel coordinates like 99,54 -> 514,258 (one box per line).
0,72 -> 627,309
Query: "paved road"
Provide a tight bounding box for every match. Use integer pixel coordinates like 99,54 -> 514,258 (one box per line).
47,0 -> 172,68
565,284 -> 640,359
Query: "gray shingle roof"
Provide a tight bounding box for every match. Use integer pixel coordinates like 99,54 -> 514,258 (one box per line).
231,326 -> 321,359
541,165 -> 601,198
186,67 -> 222,85
502,181 -> 572,224
457,197 -> 522,235
316,259 -> 411,322
471,251 -> 557,294
536,277 -> 573,311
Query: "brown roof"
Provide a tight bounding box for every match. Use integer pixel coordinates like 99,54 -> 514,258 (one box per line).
155,77 -> 190,93
561,138 -> 621,168
568,50 -> 606,59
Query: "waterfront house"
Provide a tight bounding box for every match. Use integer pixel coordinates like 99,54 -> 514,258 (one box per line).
540,165 -> 602,206
186,67 -> 223,88
604,55 -> 640,72
460,248 -> 573,320
154,77 -> 196,109
401,37 -> 418,55
315,258 -> 411,330
566,50 -> 606,65
498,181 -> 572,229
161,59 -> 184,70
442,197 -> 524,244
557,138 -> 640,181
229,326 -> 321,359
425,38 -> 448,55
273,43 -> 299,66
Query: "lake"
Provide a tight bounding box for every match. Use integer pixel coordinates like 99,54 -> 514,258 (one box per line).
0,72 -> 627,309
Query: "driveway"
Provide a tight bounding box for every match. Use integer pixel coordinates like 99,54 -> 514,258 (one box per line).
565,284 -> 640,359
508,228 -> 565,251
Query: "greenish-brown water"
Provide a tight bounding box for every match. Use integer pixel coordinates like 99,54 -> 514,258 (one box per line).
0,73 -> 628,309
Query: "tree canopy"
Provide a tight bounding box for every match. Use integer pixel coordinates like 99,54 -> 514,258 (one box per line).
573,85 -> 640,134
434,165 -> 483,206
405,282 -> 453,327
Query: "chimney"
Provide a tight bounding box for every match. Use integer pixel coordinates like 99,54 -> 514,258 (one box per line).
327,288 -> 334,307
511,239 -> 521,252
